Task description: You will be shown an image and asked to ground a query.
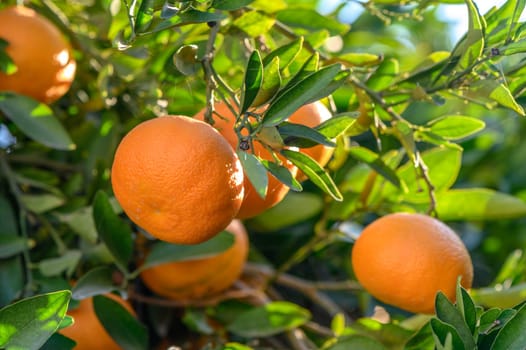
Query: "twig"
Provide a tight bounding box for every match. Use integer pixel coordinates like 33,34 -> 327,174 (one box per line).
201,21 -> 221,125
416,153 -> 437,216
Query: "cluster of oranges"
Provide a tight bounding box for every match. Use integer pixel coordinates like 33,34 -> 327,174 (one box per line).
0,4 -> 476,348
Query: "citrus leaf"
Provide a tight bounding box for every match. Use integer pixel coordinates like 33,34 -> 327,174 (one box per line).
252,56 -> 281,107
211,0 -> 255,10
276,9 -> 348,36
0,236 -> 32,259
240,50 -> 263,114
0,40 -> 16,75
262,37 -> 303,70
284,52 -> 319,88
316,114 -> 356,138
471,283 -> 526,309
281,149 -> 343,201
427,115 -> 485,140
93,295 -> 148,350
348,146 -> 404,190
304,69 -> 350,106
263,64 -> 341,126
491,303 -> 526,350
260,159 -> 302,192
280,122 -> 336,148
0,93 -> 75,150
435,292 -> 476,350
326,335 -> 388,350
20,193 -> 65,214
135,0 -> 155,32
232,11 -> 275,37
455,286 -> 477,335
227,301 -> 311,337
141,230 -> 235,269
435,189 -> 526,220
92,191 -> 133,272
429,317 -> 465,350
37,250 -> 82,277
147,10 -> 227,34
0,290 -> 71,350
71,266 -> 117,300
237,150 -> 268,198
457,0 -> 485,69
367,58 -> 400,90
40,332 -> 76,350
335,52 -> 383,67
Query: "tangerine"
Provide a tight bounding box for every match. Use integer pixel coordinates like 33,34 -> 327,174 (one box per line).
111,115 -> 244,244
140,219 -> 249,300
0,6 -> 76,103
351,212 -> 473,314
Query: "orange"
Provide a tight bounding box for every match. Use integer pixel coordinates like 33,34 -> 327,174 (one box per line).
111,115 -> 244,244
288,101 -> 333,181
351,212 -> 473,314
60,294 -> 135,350
0,6 -> 76,104
194,101 -> 297,219
140,219 -> 249,300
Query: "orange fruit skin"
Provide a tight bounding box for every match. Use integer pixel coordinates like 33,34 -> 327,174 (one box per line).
351,212 -> 473,314
194,102 -> 297,219
60,294 -> 134,350
0,6 -> 76,104
140,219 -> 249,300
111,115 -> 244,244
288,101 -> 333,181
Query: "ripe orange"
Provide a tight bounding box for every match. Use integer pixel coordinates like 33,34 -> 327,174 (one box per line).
0,6 -> 76,104
351,212 -> 473,314
140,219 -> 249,300
194,101 -> 297,219
288,101 -> 333,181
111,115 -> 244,244
60,294 -> 134,350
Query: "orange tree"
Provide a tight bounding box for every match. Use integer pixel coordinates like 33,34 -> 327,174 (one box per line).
1,0 -> 526,349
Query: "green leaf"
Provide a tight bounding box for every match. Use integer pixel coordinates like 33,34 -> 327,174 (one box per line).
367,58 -> 400,90
237,150 -> 268,199
388,147 -> 462,203
249,192 -> 322,232
281,149 -> 343,201
263,64 -> 341,126
240,51 -> 263,114
251,56 -> 281,107
491,303 -> 526,350
223,342 -> 254,350
93,295 -> 148,350
262,37 -> 303,71
326,335 -> 388,350
427,115 -> 485,140
405,322 -> 435,350
0,290 -> 71,350
456,286 -> 477,335
458,0 -> 485,69
71,266 -> 117,300
276,9 -> 348,36
92,191 -> 133,272
40,332 -> 76,350
435,189 -> 526,220
260,159 -> 302,192
141,230 -> 235,270
20,194 -> 65,214
135,0 -> 155,32
284,52 -> 319,88
227,301 -> 310,337
316,114 -> 356,139
435,292 -> 476,350
501,39 -> 526,55
232,11 -> 276,37
336,52 -> 383,68
280,122 -> 336,148
304,70 -> 350,106
0,236 -> 32,259
145,10 -> 227,34
485,0 -> 526,47
429,317 -> 465,350
0,93 -> 75,150
471,283 -> 526,309
348,146 -> 404,190
211,0 -> 255,10
37,250 -> 82,277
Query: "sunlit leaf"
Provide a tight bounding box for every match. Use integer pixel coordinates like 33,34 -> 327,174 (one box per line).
227,301 -> 310,337
276,8 -> 348,36
262,37 -> 303,71
348,146 -> 404,189
252,56 -> 281,107
427,115 -> 485,140
260,159 -> 302,192
280,122 -> 335,148
0,93 -> 75,150
211,0 -> 255,10
435,292 -> 476,350
237,150 -> 268,198
240,51 -> 263,114
281,149 -> 343,201
233,11 -> 275,37
0,291 -> 71,350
